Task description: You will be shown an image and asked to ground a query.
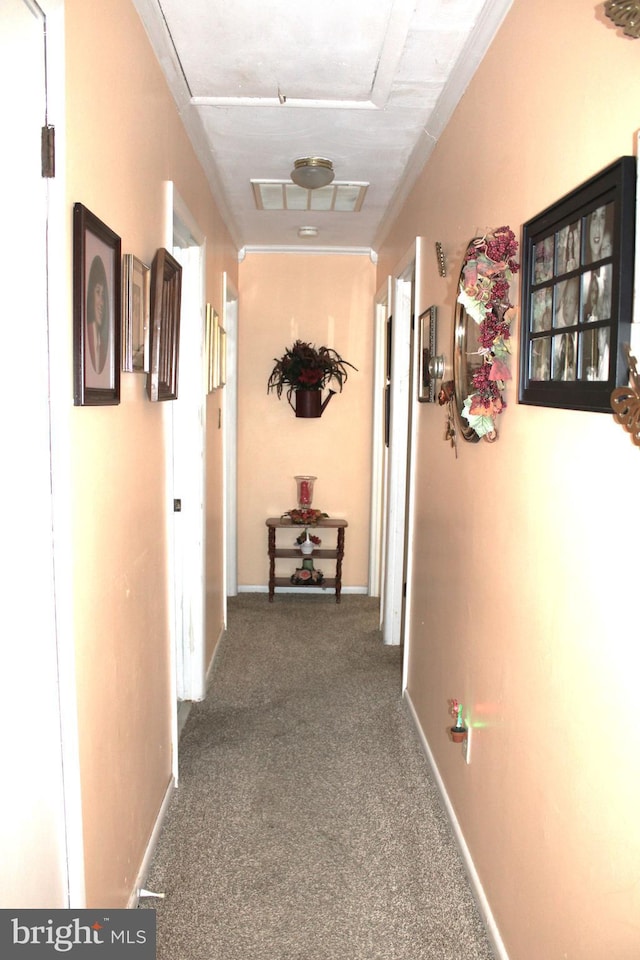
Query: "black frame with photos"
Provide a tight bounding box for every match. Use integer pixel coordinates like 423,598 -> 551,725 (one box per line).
518,156 -> 636,413
73,202 -> 121,405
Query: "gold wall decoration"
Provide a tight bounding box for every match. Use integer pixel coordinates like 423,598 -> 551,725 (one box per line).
610,345 -> 640,445
604,1 -> 640,38
435,241 -> 447,277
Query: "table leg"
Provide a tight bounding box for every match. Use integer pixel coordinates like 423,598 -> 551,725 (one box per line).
335,526 -> 345,603
268,526 -> 276,602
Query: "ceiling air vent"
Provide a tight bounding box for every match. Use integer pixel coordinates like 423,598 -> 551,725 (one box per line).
251,181 -> 368,213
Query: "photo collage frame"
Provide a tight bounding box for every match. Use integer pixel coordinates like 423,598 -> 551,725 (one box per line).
519,156 -> 636,413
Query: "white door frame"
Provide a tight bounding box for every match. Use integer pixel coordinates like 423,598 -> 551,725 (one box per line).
369,277 -> 392,605
46,0 -> 86,907
379,239 -> 423,651
401,240 -> 425,688
162,185 -> 207,781
2,0 -> 85,907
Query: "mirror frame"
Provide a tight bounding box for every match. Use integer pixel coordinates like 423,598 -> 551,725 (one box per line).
453,253 -> 482,443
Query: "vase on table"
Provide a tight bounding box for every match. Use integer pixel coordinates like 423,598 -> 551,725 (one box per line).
295,475 -> 316,509
299,529 -> 314,555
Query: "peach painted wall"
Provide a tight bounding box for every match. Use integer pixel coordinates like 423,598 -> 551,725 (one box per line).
237,253 -> 375,590
378,2 -> 640,958
65,0 -> 237,906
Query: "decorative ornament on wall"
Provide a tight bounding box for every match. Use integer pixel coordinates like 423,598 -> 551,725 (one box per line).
604,1 -> 640,38
267,340 -> 357,418
435,241 -> 447,277
610,345 -> 640,445
438,379 -> 458,458
448,698 -> 468,743
454,226 -> 520,442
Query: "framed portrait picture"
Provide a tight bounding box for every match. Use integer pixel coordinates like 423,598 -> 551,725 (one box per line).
122,254 -> 150,373
73,202 -> 121,405
518,156 -> 636,413
147,247 -> 182,402
417,306 -> 437,403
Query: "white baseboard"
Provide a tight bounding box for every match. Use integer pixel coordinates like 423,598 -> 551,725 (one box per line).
403,691 -> 509,960
127,776 -> 176,908
237,585 -> 369,595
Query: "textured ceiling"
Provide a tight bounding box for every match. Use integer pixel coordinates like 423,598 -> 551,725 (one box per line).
133,0 -> 513,254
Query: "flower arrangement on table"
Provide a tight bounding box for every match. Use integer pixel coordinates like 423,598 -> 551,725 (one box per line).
295,529 -> 322,546
457,226 -> 519,441
283,508 -> 328,525
267,340 -> 356,405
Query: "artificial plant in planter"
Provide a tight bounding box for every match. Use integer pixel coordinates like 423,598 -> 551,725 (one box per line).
267,340 -> 357,418
448,698 -> 468,743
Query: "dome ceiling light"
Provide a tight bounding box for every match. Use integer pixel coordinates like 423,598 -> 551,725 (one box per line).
290,157 -> 335,190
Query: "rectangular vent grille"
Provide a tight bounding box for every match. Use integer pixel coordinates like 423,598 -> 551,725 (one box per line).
252,181 -> 368,213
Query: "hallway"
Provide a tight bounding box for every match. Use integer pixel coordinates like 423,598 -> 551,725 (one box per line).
141,595 -> 495,959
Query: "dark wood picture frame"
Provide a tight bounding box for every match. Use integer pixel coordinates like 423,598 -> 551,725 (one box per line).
73,202 -> 121,405
147,247 -> 182,402
518,156 -> 636,413
418,305 -> 437,403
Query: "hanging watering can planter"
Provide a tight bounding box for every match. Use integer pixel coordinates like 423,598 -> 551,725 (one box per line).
294,388 -> 336,418
267,340 -> 356,418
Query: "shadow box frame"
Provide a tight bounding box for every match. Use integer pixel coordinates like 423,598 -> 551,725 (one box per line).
518,155 -> 636,413
147,247 -> 182,402
73,202 -> 121,406
417,305 -> 437,403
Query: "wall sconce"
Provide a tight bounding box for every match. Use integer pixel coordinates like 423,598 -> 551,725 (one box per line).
435,241 -> 447,277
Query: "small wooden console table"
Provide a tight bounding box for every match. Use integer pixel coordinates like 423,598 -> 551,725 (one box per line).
266,517 -> 348,603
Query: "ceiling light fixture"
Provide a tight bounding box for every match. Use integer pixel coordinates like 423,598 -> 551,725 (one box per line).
290,157 -> 335,190
298,226 -> 318,238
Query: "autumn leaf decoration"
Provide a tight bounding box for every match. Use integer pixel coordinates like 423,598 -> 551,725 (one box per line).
457,226 -> 519,441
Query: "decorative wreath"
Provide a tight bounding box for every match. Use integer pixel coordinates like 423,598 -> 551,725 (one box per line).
457,226 -> 519,441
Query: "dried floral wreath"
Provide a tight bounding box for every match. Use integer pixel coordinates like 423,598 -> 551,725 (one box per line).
457,226 -> 519,441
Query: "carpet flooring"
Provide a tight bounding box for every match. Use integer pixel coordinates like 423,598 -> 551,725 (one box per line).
140,594 -> 495,960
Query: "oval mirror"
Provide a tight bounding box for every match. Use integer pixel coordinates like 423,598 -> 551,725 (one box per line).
453,252 -> 482,443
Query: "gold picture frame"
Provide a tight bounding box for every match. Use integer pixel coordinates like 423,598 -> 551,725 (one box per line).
122,254 -> 150,373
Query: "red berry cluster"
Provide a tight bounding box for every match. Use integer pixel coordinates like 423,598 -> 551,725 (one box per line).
479,310 -> 511,351
485,226 -> 520,273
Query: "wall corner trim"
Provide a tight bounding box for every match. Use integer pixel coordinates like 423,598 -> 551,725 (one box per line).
403,690 -> 510,960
